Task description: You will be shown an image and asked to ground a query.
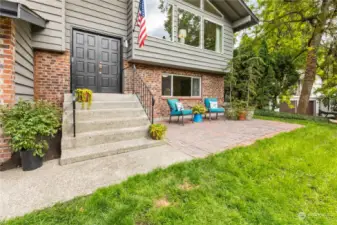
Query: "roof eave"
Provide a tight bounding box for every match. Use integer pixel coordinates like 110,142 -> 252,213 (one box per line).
0,0 -> 47,28
233,0 -> 259,32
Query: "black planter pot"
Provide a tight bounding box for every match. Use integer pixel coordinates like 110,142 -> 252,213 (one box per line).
20,151 -> 43,171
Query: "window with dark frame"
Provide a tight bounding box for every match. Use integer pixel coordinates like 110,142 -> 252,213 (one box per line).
162,75 -> 201,97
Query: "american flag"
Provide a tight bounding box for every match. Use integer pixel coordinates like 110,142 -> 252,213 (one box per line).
137,0 -> 147,48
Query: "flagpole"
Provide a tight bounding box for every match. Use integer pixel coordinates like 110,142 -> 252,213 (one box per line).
133,0 -> 141,33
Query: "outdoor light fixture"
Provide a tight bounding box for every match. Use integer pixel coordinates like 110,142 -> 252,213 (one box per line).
123,39 -> 129,48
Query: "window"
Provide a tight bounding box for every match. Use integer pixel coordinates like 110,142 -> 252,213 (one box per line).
178,9 -> 200,47
146,0 -> 173,41
162,75 -> 201,97
183,0 -> 200,8
204,20 -> 222,52
204,0 -> 222,17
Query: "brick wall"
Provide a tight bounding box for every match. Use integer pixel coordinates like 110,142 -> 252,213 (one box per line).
0,17 -> 16,162
34,50 -> 71,106
124,62 -> 224,118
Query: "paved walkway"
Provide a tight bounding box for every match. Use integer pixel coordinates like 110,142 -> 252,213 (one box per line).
0,119 -> 301,220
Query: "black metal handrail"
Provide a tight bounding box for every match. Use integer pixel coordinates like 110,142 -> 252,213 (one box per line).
133,65 -> 155,124
72,90 -> 76,137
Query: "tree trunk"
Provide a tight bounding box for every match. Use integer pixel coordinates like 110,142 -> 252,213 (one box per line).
297,47 -> 317,114
297,0 -> 331,114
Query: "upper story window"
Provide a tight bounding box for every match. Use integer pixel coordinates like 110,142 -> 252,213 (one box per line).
204,0 -> 222,17
182,0 -> 222,17
204,20 -> 222,52
183,0 -> 201,8
178,9 -> 200,47
146,0 -> 173,41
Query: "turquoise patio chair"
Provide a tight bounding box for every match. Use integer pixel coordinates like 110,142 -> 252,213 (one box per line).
204,98 -> 225,120
167,99 -> 193,125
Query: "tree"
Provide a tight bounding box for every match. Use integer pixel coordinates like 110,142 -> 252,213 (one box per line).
255,40 -> 278,109
254,0 -> 337,114
227,39 -> 299,110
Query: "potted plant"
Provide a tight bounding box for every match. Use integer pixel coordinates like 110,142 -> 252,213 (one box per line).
192,104 -> 206,123
224,104 -> 237,120
237,108 -> 247,121
246,106 -> 256,120
149,124 -> 167,140
0,100 -> 61,171
75,88 -> 93,109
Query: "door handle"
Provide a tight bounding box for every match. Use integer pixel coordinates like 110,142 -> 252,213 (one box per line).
99,62 -> 102,74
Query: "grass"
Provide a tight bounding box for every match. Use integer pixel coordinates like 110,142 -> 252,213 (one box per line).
2,118 -> 337,225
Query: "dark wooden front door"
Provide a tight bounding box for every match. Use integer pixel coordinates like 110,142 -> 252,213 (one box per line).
72,30 -> 121,93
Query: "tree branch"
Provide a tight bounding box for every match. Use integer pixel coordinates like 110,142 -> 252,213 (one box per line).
292,48 -> 307,62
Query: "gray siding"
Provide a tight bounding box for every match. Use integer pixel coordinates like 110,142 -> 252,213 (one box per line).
24,0 -> 233,73
24,0 -> 65,51
131,0 -> 233,73
65,0 -> 129,57
14,20 -> 34,101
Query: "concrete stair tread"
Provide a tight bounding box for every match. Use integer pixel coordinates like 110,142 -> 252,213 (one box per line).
71,108 -> 144,113
64,94 -> 137,102
73,100 -> 139,103
63,101 -> 141,109
63,125 -> 149,140
60,138 -> 165,165
64,116 -> 148,125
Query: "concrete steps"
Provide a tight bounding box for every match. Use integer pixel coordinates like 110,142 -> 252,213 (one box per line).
63,116 -> 149,135
62,126 -> 149,149
60,138 -> 164,165
63,108 -> 146,121
64,93 -> 138,102
63,101 -> 142,111
60,93 -> 164,165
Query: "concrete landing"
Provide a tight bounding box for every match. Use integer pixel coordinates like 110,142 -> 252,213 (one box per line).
0,119 -> 302,220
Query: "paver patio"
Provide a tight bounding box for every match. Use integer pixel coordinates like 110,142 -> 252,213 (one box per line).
0,119 -> 301,220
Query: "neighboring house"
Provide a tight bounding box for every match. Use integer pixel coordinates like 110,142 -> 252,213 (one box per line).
0,0 -> 258,163
278,75 -> 329,116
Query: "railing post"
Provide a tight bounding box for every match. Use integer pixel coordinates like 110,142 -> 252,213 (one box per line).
72,90 -> 76,137
152,96 -> 155,124
132,64 -> 136,94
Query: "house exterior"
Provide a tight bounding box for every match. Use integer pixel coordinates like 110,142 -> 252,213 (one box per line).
0,0 -> 258,163
278,75 -> 329,116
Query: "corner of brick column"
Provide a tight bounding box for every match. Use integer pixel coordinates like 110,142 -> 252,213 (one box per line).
0,16 -> 16,163
33,49 -> 71,107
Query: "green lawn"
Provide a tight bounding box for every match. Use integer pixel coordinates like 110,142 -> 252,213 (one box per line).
2,118 -> 337,225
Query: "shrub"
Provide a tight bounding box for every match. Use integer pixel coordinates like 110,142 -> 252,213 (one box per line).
192,104 -> 206,114
0,100 -> 62,157
224,107 -> 237,120
75,88 -> 93,109
255,109 -> 329,122
149,124 -> 167,140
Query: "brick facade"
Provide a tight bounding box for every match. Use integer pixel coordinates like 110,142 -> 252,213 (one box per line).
123,62 -> 224,118
34,50 -> 71,106
0,17 -> 16,162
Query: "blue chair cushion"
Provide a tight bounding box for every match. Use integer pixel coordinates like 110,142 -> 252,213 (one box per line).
170,109 -> 193,116
204,98 -> 218,109
167,99 -> 179,111
209,108 -> 225,113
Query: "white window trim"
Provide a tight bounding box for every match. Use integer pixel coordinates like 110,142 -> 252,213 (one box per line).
203,18 -> 224,54
146,3 -> 174,42
180,0 -> 224,19
203,0 -> 224,18
177,8 -> 202,49
162,74 -> 201,97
